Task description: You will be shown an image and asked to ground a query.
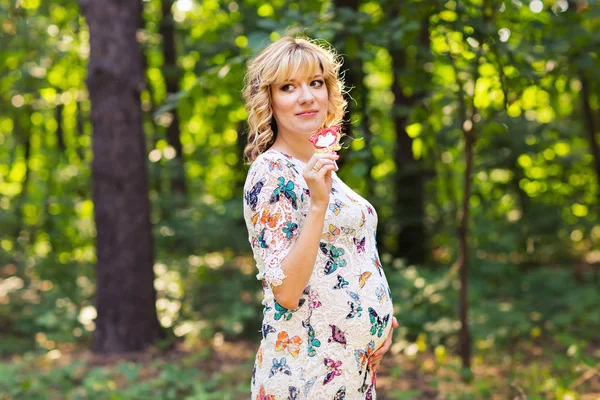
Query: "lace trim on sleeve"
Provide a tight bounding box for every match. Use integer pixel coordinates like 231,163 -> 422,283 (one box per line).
256,255 -> 288,287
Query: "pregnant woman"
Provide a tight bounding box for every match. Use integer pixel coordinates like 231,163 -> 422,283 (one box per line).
242,36 -> 398,399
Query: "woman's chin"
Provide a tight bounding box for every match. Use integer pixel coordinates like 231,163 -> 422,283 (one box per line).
284,122 -> 325,137
295,127 -> 320,136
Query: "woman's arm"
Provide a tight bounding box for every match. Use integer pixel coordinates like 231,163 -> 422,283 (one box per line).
271,205 -> 327,309
270,152 -> 339,310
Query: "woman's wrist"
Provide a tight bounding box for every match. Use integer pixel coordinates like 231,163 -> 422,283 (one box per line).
309,203 -> 328,214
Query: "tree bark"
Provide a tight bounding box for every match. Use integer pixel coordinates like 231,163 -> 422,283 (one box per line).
457,128 -> 474,371
448,42 -> 483,373
576,73 -> 598,283
75,101 -> 86,162
160,0 -> 186,195
580,74 -> 600,204
12,127 -> 31,257
55,104 -> 66,152
388,6 -> 430,265
141,42 -> 164,198
332,0 -> 374,193
81,0 -> 164,353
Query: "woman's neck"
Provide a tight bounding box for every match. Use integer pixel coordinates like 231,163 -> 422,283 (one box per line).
270,135 -> 314,163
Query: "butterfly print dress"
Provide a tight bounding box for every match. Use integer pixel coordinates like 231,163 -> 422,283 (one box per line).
244,149 -> 394,400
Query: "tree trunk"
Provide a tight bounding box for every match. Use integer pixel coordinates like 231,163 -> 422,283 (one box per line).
388,9 -> 430,265
576,73 -> 597,283
141,42 -> 164,199
81,0 -> 164,353
580,74 -> 600,205
75,101 -> 86,162
332,0 -> 374,193
457,129 -> 474,372
449,43 -> 483,373
357,60 -> 374,197
235,121 -> 248,193
160,0 -> 187,196
55,104 -> 66,152
12,126 -> 31,260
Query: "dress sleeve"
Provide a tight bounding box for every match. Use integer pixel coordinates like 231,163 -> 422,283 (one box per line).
243,156 -> 304,287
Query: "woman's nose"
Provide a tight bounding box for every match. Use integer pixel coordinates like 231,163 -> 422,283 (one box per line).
298,83 -> 315,103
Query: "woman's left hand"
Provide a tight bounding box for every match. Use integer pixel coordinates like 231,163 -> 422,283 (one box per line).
369,316 -> 399,374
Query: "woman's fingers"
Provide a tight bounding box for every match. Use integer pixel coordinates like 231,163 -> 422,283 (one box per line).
311,159 -> 337,173
373,335 -> 392,359
302,154 -> 338,208
370,357 -> 381,372
369,343 -> 388,369
306,153 -> 339,172
369,316 -> 399,370
315,164 -> 337,178
303,157 -> 338,181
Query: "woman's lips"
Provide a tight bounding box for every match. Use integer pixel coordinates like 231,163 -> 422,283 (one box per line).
297,111 -> 318,116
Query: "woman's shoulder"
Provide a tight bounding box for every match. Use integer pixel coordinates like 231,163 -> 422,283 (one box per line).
251,149 -> 291,166
248,149 -> 303,177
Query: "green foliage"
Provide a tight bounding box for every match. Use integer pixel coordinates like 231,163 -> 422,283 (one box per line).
1,337 -> 596,399
385,258 -> 600,349
2,0 -> 600,397
0,357 -> 250,399
2,0 -> 599,263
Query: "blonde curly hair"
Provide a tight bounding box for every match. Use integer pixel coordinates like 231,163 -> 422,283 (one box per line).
242,36 -> 347,163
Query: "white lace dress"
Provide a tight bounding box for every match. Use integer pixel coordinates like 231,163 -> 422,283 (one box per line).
243,149 -> 394,400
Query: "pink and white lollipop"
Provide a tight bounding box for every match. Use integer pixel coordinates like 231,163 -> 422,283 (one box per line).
308,125 -> 342,154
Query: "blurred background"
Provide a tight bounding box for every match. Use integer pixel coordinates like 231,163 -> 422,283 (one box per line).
1,0 -> 599,398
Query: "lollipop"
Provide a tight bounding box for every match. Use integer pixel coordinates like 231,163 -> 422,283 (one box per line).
308,125 -> 342,154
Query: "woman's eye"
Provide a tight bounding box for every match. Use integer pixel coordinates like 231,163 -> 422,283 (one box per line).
281,80 -> 324,92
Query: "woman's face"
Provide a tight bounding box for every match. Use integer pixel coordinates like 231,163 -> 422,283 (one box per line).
270,71 -> 328,139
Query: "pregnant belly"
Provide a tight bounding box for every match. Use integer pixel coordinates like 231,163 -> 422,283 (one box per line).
310,293 -> 394,353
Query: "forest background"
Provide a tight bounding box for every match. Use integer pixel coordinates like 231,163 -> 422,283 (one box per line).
1,0 -> 599,398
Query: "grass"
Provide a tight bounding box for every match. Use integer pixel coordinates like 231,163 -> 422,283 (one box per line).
1,335 -> 599,400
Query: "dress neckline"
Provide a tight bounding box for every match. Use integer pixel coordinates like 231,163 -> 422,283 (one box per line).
263,148 -> 338,178
265,148 -> 308,165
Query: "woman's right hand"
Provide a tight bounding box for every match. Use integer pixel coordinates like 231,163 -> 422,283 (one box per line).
303,153 -> 339,209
